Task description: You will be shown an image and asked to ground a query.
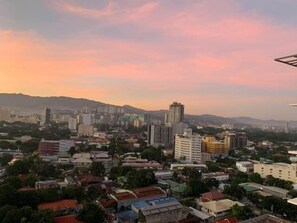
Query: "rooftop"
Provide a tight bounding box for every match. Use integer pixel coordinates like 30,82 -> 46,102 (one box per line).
288,197 -> 297,206
216,217 -> 238,223
200,199 -> 244,213
239,214 -> 290,223
38,199 -> 78,212
112,191 -> 137,201
201,191 -> 224,201
131,186 -> 166,198
54,215 -> 81,223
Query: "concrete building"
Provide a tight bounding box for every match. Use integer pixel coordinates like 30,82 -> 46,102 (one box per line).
202,172 -> 229,182
135,198 -> 183,223
121,157 -> 162,169
38,139 -> 60,156
201,152 -> 212,164
236,161 -> 254,173
168,102 -> 184,124
170,163 -> 207,171
40,107 -> 51,126
0,108 -> 11,121
224,132 -> 247,149
82,113 -> 92,125
59,140 -> 75,154
148,124 -> 173,147
78,124 -> 94,137
68,117 -> 78,131
199,199 -> 244,219
175,129 -> 202,163
91,151 -> 113,173
254,162 -> 297,183
203,136 -> 228,157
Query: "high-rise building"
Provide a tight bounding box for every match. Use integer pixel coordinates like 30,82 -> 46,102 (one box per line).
68,117 -> 78,131
175,129 -> 202,163
148,124 -> 173,147
168,102 -> 184,124
78,124 -> 94,137
0,108 -> 11,121
82,113 -> 92,125
203,136 -> 229,157
224,132 -> 247,149
40,108 -> 51,126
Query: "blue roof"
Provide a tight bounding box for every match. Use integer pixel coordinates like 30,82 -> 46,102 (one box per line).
132,200 -> 150,209
116,210 -> 138,221
148,197 -> 177,206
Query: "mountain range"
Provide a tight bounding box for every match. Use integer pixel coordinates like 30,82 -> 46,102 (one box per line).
0,93 -> 291,128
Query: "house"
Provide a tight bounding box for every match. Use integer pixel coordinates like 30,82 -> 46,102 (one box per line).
38,199 -> 79,215
199,199 -> 244,219
135,198 -> 183,223
76,175 -> 103,187
202,172 -> 229,182
35,180 -> 59,190
110,187 -> 167,210
200,191 -> 224,202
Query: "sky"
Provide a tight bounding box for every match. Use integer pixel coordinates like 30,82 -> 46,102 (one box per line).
0,0 -> 297,120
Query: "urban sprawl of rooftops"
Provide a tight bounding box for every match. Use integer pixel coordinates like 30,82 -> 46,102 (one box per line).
1,102 -> 297,223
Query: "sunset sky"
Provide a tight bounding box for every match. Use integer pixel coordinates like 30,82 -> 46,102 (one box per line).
1,0 -> 297,120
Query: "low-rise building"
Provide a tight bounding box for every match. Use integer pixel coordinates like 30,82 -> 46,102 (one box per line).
199,199 -> 244,219
35,180 -> 59,190
202,172 -> 229,182
254,162 -> 297,183
236,161 -> 254,173
170,163 -> 207,171
134,198 -> 183,223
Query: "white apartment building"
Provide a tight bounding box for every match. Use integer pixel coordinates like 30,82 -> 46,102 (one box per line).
174,129 -> 202,163
236,161 -> 254,173
68,117 -> 78,131
254,163 -> 297,183
78,124 -> 94,137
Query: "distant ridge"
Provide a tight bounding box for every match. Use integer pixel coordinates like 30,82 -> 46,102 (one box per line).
0,93 -> 290,127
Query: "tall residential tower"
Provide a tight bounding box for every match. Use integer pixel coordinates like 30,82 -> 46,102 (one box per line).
168,102 -> 184,124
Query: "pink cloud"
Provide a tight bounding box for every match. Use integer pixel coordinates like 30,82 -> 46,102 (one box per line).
52,0 -> 158,23
2,0 -> 297,118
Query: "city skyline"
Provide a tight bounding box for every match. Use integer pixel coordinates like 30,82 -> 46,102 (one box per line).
1,0 -> 297,119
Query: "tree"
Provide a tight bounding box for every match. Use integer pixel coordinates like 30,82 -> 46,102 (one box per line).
68,146 -> 76,156
0,153 -> 13,166
224,184 -> 246,200
6,160 -> 30,176
203,178 -> 219,189
125,169 -> 157,189
89,162 -> 105,176
0,184 -> 19,206
230,204 -> 252,220
77,202 -> 105,223
62,186 -> 86,202
141,146 -> 163,162
3,176 -> 22,189
248,173 -> 263,184
185,179 -> 208,196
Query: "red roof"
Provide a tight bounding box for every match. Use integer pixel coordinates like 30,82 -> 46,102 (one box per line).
131,187 -> 166,198
113,192 -> 136,201
18,187 -> 35,192
216,217 -> 238,223
99,198 -> 117,208
38,199 -> 78,212
54,215 -> 82,223
200,191 -> 224,201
